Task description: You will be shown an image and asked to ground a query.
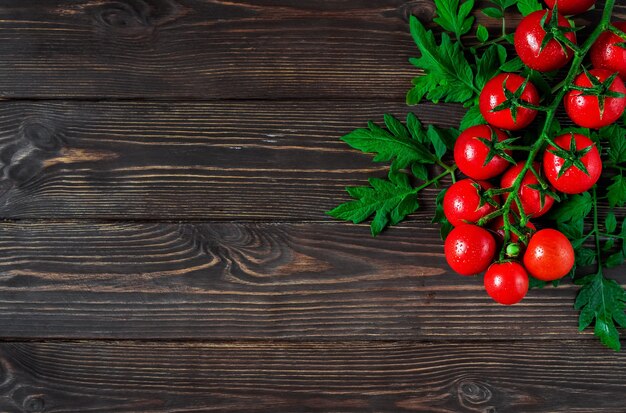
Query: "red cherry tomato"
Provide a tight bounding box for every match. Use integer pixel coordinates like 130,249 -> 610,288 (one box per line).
454,125 -> 512,180
479,74 -> 540,131
500,162 -> 555,218
514,10 -> 577,72
564,68 -> 626,129
445,224 -> 497,276
484,262 -> 529,305
443,179 -> 499,227
523,229 -> 574,281
591,22 -> 626,81
543,133 -> 602,194
544,0 -> 595,15
491,215 -> 537,244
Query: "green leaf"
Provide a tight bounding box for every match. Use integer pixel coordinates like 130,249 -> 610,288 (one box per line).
409,16 -> 476,105
529,276 -> 547,289
575,248 -> 596,266
341,116 -> 436,172
517,0 -> 542,16
427,126 -> 447,160
604,125 -> 626,163
575,274 -> 626,351
606,253 -> 624,269
406,113 -> 428,144
433,0 -> 476,38
606,212 -> 618,234
327,177 -> 419,236
475,44 -> 507,90
549,192 -> 592,223
607,174 -> 626,208
432,189 -> 453,239
460,105 -> 487,129
411,163 -> 429,181
500,57 -> 524,73
476,24 -> 489,43
482,7 -> 503,18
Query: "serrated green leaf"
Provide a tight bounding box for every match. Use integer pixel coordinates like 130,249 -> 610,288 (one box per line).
427,126 -> 447,160
475,44 -> 507,90
476,24 -> 489,43
460,105 -> 487,129
606,252 -> 624,269
549,192 -> 592,223
327,177 -> 418,236
434,0 -> 475,38
517,0 -> 542,16
406,113 -> 428,144
409,16 -> 476,105
412,163 -> 429,181
341,116 -> 436,171
605,125 -> 626,163
607,174 -> 626,208
575,248 -> 596,266
575,274 -> 626,351
606,212 -> 618,234
482,7 -> 503,18
384,114 -> 410,141
501,57 -> 524,73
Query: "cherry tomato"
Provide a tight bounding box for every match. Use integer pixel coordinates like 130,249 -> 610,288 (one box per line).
564,68 -> 626,129
491,215 -> 537,244
445,224 -> 497,276
454,125 -> 512,180
514,10 -> 577,72
500,162 -> 555,218
523,229 -> 574,281
479,74 -> 540,131
543,133 -> 602,194
443,179 -> 499,227
484,262 -> 529,305
544,0 -> 596,15
590,22 -> 626,81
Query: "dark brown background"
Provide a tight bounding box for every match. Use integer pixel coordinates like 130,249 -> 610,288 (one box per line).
0,0 -> 625,412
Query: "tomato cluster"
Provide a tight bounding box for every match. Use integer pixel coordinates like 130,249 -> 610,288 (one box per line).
443,0 -> 625,305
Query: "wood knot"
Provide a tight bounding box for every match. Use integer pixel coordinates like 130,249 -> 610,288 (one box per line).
398,0 -> 436,23
457,379 -> 494,411
21,121 -> 63,152
23,395 -> 45,413
94,1 -> 151,30
91,0 -> 187,32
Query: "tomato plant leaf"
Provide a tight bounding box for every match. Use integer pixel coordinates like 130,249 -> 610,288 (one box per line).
460,105 -> 487,129
516,0 -> 542,16
408,16 -> 476,105
575,274 -> 626,351
327,177 -> 419,236
433,0 -> 476,39
476,24 -> 489,43
340,115 -> 436,172
607,174 -> 626,208
548,192 -> 593,223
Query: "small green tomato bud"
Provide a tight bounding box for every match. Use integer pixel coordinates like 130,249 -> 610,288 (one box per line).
506,243 -> 521,258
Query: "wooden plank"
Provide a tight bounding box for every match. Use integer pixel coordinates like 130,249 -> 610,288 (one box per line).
0,340 -> 624,412
0,220 -> 622,340
0,0 -> 422,99
0,100 -> 463,220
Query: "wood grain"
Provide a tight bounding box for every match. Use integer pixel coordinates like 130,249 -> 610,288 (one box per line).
0,100 -> 459,220
0,100 -> 621,220
1,0 -> 621,100
0,220 -> 621,340
0,340 -> 625,412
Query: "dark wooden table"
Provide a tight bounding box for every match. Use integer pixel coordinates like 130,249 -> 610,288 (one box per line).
1,1 -> 626,412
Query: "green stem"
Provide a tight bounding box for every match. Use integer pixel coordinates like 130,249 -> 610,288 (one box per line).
437,160 -> 457,183
593,186 -> 604,274
495,0 -> 616,261
414,166 -> 458,193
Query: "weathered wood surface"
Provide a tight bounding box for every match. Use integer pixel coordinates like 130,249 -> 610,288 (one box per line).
0,220 -> 621,340
0,0 -> 622,99
1,0 -> 626,411
1,340 -> 625,413
0,100 -> 457,220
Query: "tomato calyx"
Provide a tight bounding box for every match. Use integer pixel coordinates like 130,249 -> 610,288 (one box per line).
471,182 -> 500,210
522,165 -> 562,209
546,132 -> 594,178
475,128 -> 518,167
567,68 -> 626,116
492,76 -> 544,122
539,6 -> 580,55
607,24 -> 626,48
